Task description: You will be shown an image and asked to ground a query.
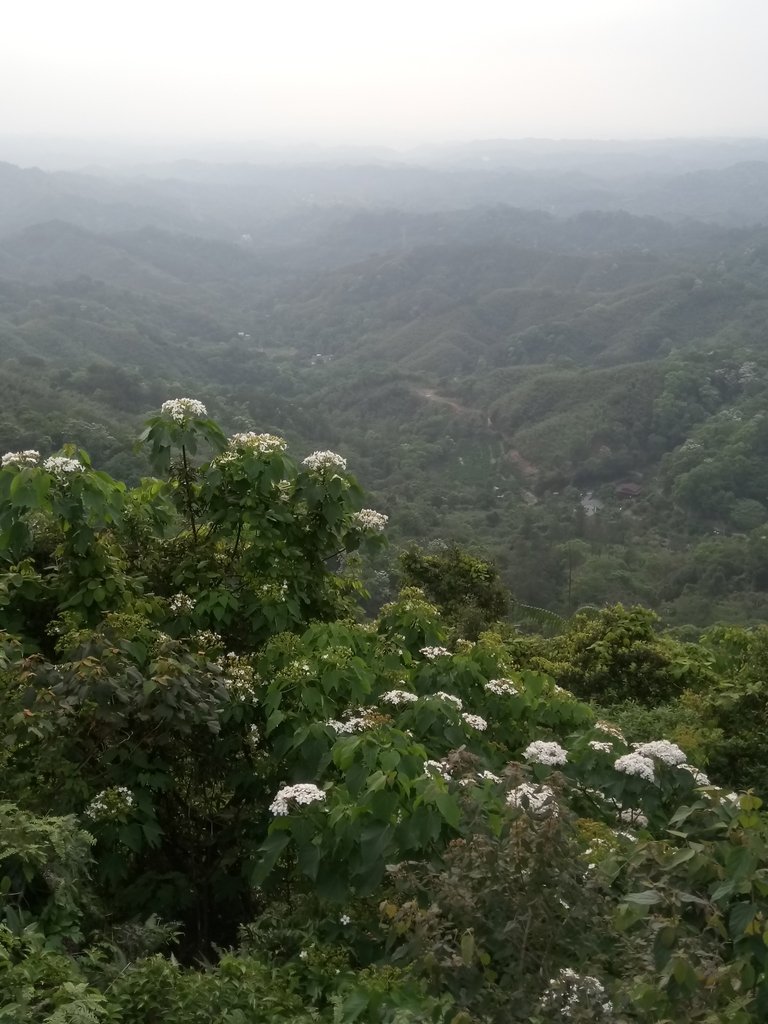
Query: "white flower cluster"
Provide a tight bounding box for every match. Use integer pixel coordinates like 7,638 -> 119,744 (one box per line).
595,720 -> 626,742
633,740 -> 687,765
680,763 -> 710,785
218,652 -> 257,700
425,758 -> 452,781
194,631 -> 222,650
614,752 -> 655,782
420,646 -> 451,660
326,710 -> 378,734
479,769 -> 502,784
541,969 -> 612,1019
44,455 -> 84,476
588,740 -> 614,753
326,718 -> 358,734
507,782 -> 557,817
380,689 -> 419,706
161,398 -> 207,423
340,914 -> 351,926
269,783 -> 326,816
2,449 -> 39,469
350,509 -> 389,533
462,713 -> 487,731
618,808 -> 649,829
84,786 -> 135,822
259,580 -> 289,602
169,592 -> 194,614
233,431 -> 286,454
485,678 -> 518,696
523,740 -> 568,766
219,432 -> 286,462
302,450 -> 347,473
434,691 -> 463,709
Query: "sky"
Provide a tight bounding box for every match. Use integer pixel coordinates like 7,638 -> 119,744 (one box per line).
3,0 -> 768,148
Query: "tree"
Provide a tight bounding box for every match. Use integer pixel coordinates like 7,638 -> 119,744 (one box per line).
398,543 -> 509,639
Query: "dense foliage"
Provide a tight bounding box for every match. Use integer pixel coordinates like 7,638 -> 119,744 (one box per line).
3,405 -> 768,1022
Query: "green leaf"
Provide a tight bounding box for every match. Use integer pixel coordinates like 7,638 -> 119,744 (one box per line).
253,832 -> 291,883
671,958 -> 698,989
711,879 -> 736,902
435,792 -> 460,829
297,841 -> 320,880
266,710 -> 285,734
730,902 -> 758,938
625,890 -> 662,906
345,763 -> 368,799
339,988 -> 370,1023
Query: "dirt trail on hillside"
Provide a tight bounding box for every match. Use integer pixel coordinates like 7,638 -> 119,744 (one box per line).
413,388 -> 480,416
413,386 -> 539,478
507,449 -> 537,477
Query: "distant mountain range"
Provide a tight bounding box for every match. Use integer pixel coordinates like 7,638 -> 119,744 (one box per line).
2,149 -> 768,250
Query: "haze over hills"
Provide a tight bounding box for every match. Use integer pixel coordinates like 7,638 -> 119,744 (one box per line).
2,140 -> 768,626
3,137 -> 768,246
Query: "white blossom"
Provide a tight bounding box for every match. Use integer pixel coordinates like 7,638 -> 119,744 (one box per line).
218,432 -> 286,463
259,579 -> 289,602
680,763 -> 710,786
302,450 -> 347,473
1,450 -> 39,469
420,646 -> 451,660
618,807 -> 649,828
479,770 -> 502,783
325,711 -> 378,734
595,720 -> 626,742
195,631 -> 223,650
614,752 -> 655,782
380,689 -> 419,706
217,652 -> 257,700
168,592 -> 194,614
350,509 -> 389,533
485,678 -> 518,696
434,691 -> 463,709
507,782 -> 557,817
523,740 -> 568,766
232,432 -> 285,453
161,398 -> 207,423
425,758 -> 452,781
462,713 -> 487,731
588,740 -> 614,753
634,740 -> 687,765
44,455 -> 84,476
85,786 -> 135,822
269,783 -> 326,816
541,970 -> 611,1019
340,914 -> 351,926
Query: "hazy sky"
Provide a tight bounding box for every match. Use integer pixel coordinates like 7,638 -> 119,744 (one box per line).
4,0 -> 768,147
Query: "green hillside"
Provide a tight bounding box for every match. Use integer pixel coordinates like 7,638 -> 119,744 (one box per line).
1,170 -> 768,625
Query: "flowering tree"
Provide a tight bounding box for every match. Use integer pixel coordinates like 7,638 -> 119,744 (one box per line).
2,402 -> 768,1021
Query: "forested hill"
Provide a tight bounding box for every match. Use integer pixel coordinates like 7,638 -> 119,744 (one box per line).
2,153 -> 768,626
